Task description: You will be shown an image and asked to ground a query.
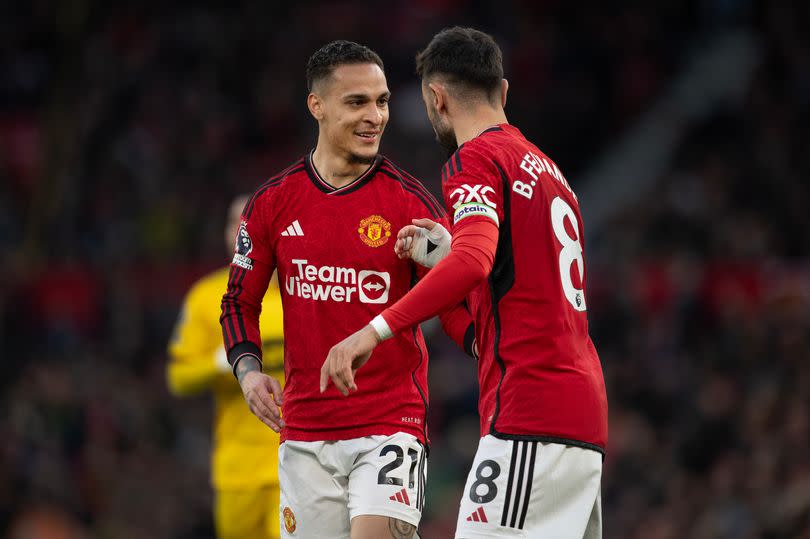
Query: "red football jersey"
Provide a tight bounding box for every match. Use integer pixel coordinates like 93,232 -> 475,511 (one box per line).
443,124 -> 608,452
221,152 -> 472,444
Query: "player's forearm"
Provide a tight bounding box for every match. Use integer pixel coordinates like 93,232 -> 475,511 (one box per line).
373,220 -> 498,338
376,250 -> 487,337
221,259 -> 271,358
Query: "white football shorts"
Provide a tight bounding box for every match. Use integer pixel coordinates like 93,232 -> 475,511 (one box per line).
455,435 -> 602,539
278,432 -> 427,538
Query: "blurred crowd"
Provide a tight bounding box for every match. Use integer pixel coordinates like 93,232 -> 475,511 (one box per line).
1,1 -> 808,538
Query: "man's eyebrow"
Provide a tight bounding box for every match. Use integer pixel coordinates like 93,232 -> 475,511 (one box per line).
342,93 -> 371,101
341,90 -> 390,101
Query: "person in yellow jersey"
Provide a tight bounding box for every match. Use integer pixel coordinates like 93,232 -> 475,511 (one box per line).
167,194 -> 284,539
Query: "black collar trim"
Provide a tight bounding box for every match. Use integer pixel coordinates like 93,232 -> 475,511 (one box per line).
305,150 -> 381,195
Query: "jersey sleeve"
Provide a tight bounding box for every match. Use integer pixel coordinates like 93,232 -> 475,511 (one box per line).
167,281 -> 222,396
373,146 -> 506,337
379,219 -> 498,337
220,190 -> 276,366
415,222 -> 477,357
413,234 -> 476,357
443,145 -> 504,231
403,178 -> 476,357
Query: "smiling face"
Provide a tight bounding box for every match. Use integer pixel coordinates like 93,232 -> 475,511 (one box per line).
310,63 -> 390,164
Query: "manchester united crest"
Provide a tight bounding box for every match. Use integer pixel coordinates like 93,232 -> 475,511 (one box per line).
283,506 -> 297,534
358,215 -> 392,248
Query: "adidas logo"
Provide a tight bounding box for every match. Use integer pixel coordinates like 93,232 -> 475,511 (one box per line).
466,507 -> 488,523
389,488 -> 410,506
281,220 -> 304,237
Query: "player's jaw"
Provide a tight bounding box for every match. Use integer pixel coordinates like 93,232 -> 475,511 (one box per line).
425,100 -> 458,157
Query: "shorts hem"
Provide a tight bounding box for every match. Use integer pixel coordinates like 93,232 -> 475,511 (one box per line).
488,431 -> 605,455
455,528 -> 524,539
349,506 -> 421,528
282,427 -> 426,445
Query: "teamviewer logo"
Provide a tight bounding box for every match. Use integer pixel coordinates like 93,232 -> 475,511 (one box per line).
358,270 -> 390,304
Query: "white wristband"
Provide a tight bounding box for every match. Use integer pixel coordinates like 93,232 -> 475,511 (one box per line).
370,314 -> 393,341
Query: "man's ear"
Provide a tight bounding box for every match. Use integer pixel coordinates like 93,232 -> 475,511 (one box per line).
428,81 -> 448,114
501,79 -> 509,109
307,93 -> 323,121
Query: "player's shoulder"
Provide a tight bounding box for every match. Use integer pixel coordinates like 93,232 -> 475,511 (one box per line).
443,128 -> 505,182
376,155 -> 445,218
444,125 -> 530,184
376,154 -> 427,187
245,156 -> 308,212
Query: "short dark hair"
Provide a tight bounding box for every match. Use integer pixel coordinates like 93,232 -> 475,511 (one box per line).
306,40 -> 384,92
415,27 -> 503,98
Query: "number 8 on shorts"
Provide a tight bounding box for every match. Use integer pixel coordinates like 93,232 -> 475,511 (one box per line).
455,436 -> 603,539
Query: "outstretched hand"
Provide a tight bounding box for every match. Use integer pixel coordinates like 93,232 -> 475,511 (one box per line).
320,325 -> 381,396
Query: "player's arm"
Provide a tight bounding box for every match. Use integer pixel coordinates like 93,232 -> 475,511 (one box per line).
321,217 -> 497,395
220,196 -> 284,431
167,288 -> 230,396
411,249 -> 477,359
376,217 -> 497,339
399,218 -> 477,358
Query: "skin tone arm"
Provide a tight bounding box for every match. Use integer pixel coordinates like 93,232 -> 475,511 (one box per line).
233,355 -> 285,432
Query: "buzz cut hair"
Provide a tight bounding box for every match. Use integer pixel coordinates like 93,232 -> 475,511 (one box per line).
306,40 -> 384,92
415,27 -> 504,101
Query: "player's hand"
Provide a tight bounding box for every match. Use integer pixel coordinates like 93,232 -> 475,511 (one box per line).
320,325 -> 381,396
239,371 -> 285,432
394,218 -> 451,268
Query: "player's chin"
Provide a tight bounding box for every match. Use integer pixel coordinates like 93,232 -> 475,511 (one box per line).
348,142 -> 379,164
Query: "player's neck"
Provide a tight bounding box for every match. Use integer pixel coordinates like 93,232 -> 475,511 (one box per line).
311,144 -> 373,189
453,108 -> 508,147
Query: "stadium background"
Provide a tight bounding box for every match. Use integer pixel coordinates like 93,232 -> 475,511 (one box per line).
2,1 -> 809,537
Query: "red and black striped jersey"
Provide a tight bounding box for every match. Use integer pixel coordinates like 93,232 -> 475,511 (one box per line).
221,151 -> 473,444
443,124 -> 608,453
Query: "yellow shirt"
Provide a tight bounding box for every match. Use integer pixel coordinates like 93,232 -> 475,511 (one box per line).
167,266 -> 284,489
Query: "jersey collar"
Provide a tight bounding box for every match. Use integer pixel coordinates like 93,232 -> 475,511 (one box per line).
476,124 -> 504,137
305,150 -> 382,196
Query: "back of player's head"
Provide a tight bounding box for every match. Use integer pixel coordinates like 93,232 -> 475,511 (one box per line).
306,40 -> 384,92
416,27 -> 503,103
